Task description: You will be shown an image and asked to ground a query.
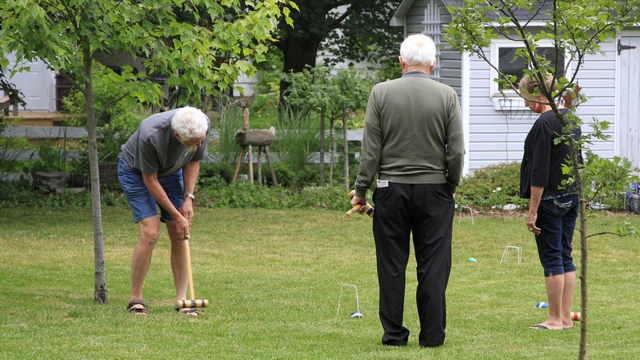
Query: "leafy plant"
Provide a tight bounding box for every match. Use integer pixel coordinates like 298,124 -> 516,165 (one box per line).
214,102 -> 243,164
30,140 -> 71,173
579,151 -> 639,210
271,106 -> 317,172
457,162 -> 529,209
0,119 -> 31,179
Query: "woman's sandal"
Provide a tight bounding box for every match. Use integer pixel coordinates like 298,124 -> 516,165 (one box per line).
175,307 -> 203,316
127,300 -> 148,315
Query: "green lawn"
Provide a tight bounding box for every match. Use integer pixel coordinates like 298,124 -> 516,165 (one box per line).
1,207 -> 638,359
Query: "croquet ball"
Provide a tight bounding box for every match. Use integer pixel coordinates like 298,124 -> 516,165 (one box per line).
571,312 -> 581,321
350,312 -> 363,319
467,258 -> 477,263
536,302 -> 548,308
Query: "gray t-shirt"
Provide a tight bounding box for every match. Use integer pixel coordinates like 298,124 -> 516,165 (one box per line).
120,109 -> 209,177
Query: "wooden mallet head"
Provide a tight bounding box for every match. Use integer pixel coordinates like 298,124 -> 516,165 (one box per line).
176,299 -> 209,309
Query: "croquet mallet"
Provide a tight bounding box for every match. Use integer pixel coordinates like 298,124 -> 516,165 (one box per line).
175,236 -> 209,309
345,190 -> 374,218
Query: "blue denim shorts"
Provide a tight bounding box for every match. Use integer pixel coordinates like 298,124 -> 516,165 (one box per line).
534,193 -> 579,277
117,157 -> 184,223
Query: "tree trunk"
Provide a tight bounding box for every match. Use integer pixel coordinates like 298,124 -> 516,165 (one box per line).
552,102 -> 588,360
571,140 -> 588,359
83,49 -> 108,304
342,104 -> 350,192
329,118 -> 335,185
319,109 -> 325,186
277,35 -> 323,104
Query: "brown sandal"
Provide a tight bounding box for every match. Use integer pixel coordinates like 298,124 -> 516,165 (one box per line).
127,300 -> 148,315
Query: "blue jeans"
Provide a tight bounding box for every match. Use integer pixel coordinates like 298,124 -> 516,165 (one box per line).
117,157 -> 184,223
534,194 -> 578,277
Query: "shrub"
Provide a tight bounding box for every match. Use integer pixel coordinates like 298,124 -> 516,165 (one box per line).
580,151 -> 639,211
457,162 -> 529,209
198,162 -> 235,188
199,182 -> 348,210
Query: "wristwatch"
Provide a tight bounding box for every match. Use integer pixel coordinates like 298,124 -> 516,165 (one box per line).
184,193 -> 196,202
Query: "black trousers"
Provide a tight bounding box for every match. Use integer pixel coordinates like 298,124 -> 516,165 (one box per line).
372,183 -> 454,347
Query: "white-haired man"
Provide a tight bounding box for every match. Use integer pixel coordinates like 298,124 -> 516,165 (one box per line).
351,34 -> 465,347
118,106 -> 210,316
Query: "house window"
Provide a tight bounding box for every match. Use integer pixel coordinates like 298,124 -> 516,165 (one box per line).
490,39 -> 570,99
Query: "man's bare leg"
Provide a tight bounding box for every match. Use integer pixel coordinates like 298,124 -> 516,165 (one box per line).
129,216 -> 161,312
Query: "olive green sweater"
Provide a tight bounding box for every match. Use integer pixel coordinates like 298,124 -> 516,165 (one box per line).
354,72 -> 465,197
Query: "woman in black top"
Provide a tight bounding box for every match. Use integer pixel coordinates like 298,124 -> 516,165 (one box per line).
519,73 -> 581,330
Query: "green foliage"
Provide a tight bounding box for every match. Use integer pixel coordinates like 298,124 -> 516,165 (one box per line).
0,120 -> 31,178
457,162 -> 529,209
249,93 -> 280,129
199,182 -> 346,210
375,61 -> 402,82
265,163 -> 322,189
283,66 -> 373,121
0,0 -> 297,106
0,178 -> 124,209
61,66 -> 142,128
96,111 -> 143,163
29,140 -> 71,173
580,151 -> 639,209
0,67 -> 27,108
270,107 -> 317,171
213,103 -> 243,164
270,162 -> 297,188
198,162 -> 236,188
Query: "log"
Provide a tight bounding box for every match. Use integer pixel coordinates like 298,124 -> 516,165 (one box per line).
235,127 -> 276,146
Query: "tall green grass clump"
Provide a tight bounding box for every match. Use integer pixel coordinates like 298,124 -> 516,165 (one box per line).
214,103 -> 243,164
272,107 -> 317,172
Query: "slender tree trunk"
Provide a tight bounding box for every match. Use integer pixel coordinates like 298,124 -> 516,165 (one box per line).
329,118 -> 335,185
319,109 -> 325,186
342,104 -> 349,192
578,187 -> 588,360
83,48 -> 108,304
570,140 -> 588,359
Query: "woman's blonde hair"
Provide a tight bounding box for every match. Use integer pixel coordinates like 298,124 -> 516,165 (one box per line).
518,73 -> 557,99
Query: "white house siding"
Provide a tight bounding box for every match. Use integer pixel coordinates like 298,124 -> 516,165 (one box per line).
466,40 -> 618,171
467,50 -> 516,170
572,40 -> 617,159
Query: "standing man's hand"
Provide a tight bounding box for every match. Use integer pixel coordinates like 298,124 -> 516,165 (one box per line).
351,195 -> 367,214
179,195 -> 195,238
175,214 -> 191,239
180,196 -> 195,223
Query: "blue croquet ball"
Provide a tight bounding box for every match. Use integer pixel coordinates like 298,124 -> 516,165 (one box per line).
467,258 -> 477,263
536,302 -> 548,308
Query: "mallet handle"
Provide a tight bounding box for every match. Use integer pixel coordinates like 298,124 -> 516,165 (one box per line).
185,239 -> 195,301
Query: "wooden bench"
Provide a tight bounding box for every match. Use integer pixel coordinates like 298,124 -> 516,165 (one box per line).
0,94 -> 19,116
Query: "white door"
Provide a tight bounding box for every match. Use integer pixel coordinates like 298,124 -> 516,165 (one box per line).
617,33 -> 640,171
7,54 -> 54,111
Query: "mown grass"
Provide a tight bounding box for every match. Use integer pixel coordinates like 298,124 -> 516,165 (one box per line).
0,207 -> 639,359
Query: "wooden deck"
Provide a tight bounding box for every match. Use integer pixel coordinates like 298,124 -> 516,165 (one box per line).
4,111 -> 73,126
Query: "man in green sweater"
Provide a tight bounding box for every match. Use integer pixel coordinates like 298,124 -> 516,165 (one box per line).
351,33 -> 464,348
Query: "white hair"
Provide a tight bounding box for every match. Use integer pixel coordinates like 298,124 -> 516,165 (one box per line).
171,106 -> 209,141
400,34 -> 437,68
